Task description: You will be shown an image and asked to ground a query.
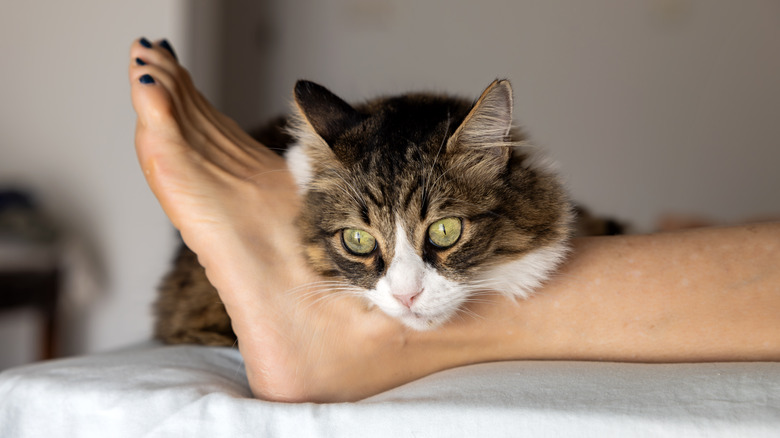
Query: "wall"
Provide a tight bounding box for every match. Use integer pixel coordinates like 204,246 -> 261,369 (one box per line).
0,0 -> 187,364
226,0 -> 780,231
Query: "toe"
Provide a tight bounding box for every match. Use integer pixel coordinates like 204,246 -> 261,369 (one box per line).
130,37 -> 180,77
130,65 -> 178,134
157,39 -> 178,61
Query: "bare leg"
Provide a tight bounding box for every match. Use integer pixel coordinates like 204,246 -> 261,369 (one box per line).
419,225 -> 780,366
129,39 -> 780,402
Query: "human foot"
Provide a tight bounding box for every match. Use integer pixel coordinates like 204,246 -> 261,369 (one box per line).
129,38 -> 432,402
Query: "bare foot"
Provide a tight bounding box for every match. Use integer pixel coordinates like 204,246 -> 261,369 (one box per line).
129,38 -> 416,402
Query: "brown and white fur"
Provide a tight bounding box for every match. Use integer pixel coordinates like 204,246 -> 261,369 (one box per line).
155,80 -> 574,344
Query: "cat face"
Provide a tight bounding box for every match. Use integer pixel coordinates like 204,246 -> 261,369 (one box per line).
286,80 -> 571,330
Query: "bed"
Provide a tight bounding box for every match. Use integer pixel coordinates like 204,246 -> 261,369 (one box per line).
1,342 -> 778,437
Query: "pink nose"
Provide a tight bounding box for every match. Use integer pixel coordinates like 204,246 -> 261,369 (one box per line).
393,290 -> 422,308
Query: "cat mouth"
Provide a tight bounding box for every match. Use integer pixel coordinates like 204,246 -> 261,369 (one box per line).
388,290 -> 465,330
398,308 -> 451,330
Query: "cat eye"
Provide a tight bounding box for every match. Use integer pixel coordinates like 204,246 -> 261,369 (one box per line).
341,228 -> 377,255
427,217 -> 462,249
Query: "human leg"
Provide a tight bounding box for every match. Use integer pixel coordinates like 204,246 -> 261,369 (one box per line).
130,39 -> 780,402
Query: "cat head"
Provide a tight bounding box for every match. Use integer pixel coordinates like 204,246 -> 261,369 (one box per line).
285,80 -> 571,330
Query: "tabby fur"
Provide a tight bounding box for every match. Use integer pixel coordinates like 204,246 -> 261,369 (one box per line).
155,80 -> 616,344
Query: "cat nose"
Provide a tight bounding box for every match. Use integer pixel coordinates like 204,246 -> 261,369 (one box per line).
393,290 -> 422,309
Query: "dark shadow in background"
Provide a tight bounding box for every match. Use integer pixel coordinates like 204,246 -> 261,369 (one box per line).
187,0 -> 276,129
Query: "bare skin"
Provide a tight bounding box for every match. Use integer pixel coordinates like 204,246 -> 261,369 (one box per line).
129,39 -> 780,403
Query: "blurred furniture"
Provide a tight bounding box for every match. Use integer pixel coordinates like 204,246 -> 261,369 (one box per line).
0,190 -> 60,360
0,247 -> 60,360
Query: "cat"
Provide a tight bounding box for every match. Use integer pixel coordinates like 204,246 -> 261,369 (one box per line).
154,79 -> 576,345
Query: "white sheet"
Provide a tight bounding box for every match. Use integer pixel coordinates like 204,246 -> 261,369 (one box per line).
1,343 -> 778,437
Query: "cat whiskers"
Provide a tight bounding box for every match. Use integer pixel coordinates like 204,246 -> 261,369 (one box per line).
446,284 -> 500,323
452,302 -> 486,322
426,165 -> 457,203
421,113 -> 452,209
471,139 -> 535,151
283,279 -> 358,297
284,280 -> 364,311
461,280 -> 504,297
283,279 -> 350,295
242,168 -> 290,183
425,195 -> 510,221
330,171 -> 368,210
298,288 -> 364,313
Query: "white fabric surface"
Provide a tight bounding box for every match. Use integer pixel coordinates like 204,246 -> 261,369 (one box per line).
0,343 -> 778,437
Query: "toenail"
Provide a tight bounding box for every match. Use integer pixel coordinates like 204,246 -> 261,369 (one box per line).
135,58 -> 146,66
159,39 -> 178,60
139,74 -> 155,84
139,37 -> 152,48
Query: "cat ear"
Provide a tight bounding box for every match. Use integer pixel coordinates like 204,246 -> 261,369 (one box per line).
448,79 -> 514,162
293,80 -> 362,145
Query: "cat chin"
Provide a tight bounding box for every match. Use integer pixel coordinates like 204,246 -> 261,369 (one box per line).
367,291 -> 466,331
398,312 -> 453,331
375,303 -> 458,331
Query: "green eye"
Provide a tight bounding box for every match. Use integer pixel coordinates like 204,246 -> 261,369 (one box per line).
428,217 -> 462,249
342,228 -> 377,255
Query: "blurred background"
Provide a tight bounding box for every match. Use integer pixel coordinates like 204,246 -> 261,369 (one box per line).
1,0 -> 778,370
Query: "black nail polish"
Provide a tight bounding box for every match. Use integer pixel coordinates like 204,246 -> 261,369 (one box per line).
159,39 -> 178,60
135,58 -> 146,66
139,37 -> 152,48
139,74 -> 155,84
